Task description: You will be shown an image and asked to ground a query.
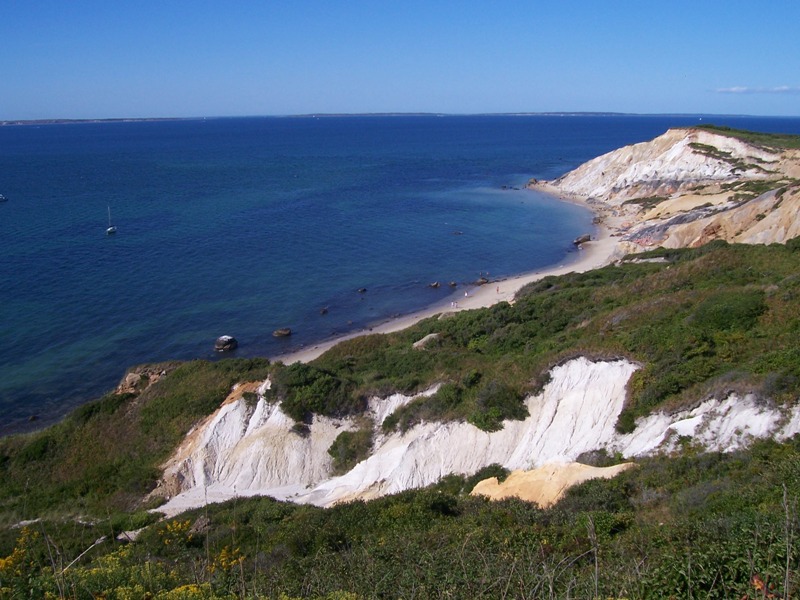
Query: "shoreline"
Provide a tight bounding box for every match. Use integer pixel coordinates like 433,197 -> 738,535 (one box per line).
272,189 -> 621,365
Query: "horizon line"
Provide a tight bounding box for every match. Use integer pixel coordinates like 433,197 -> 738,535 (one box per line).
2,111 -> 799,126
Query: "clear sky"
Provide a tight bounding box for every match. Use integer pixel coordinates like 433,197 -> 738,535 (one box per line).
2,0 -> 799,120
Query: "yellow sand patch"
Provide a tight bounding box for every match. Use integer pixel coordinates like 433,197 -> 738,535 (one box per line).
471,462 -> 636,508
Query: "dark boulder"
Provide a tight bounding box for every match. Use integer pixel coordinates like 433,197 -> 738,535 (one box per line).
573,233 -> 592,246
214,335 -> 238,352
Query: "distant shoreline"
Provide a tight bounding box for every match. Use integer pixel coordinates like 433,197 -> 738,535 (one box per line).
0,117 -> 187,127
1,111 -> 773,128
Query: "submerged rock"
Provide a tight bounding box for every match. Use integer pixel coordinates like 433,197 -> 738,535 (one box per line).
273,328 -> 292,337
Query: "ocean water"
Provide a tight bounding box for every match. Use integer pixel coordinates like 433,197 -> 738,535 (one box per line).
2,114 -> 800,433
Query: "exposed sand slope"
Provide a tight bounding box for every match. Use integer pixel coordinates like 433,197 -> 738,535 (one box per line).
472,463 -> 636,508
152,358 -> 800,517
536,127 -> 800,256
550,128 -> 783,203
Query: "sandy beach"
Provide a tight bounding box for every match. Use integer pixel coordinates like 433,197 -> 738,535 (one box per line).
273,192 -> 622,366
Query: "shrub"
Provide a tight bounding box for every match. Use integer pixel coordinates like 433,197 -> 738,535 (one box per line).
468,380 -> 528,432
271,363 -> 360,422
328,428 -> 373,475
691,290 -> 767,332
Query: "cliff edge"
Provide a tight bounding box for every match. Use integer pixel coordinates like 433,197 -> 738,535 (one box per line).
534,126 -> 800,256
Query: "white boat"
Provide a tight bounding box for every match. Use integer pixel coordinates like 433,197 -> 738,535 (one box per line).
106,206 -> 117,235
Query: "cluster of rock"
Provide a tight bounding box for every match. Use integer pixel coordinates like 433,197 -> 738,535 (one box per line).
115,362 -> 181,395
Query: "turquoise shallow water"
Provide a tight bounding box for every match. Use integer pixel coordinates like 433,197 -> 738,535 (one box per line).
2,114 -> 800,433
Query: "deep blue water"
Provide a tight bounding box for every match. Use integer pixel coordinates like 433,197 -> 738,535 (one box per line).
2,114 -> 800,433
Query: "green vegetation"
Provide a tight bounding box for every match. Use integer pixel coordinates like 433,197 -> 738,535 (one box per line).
622,195 -> 669,210
328,425 -> 373,474
688,141 -> 772,174
697,124 -> 800,150
0,358 -> 271,521
3,437 -> 800,598
3,238 -> 800,597
5,240 -> 800,521
267,362 -> 362,423
720,178 -> 799,204
310,239 -> 800,432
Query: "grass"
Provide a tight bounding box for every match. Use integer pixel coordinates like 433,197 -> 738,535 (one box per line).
688,141 -> 771,174
3,436 -> 800,598
0,358 -> 271,522
696,124 -> 800,150
622,195 -> 669,210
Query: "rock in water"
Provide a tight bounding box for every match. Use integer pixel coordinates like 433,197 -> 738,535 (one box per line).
214,335 -> 238,352
573,233 -> 592,246
273,328 -> 292,337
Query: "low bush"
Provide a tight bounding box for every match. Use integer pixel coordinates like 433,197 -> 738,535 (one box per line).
269,362 -> 361,422
5,437 -> 800,598
328,427 -> 373,474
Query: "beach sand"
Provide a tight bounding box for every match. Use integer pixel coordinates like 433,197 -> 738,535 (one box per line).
273,193 -> 621,366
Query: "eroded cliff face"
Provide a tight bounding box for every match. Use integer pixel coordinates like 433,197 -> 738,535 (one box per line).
150,127 -> 800,517
538,127 -> 800,254
152,358 -> 800,517
551,128 -> 783,202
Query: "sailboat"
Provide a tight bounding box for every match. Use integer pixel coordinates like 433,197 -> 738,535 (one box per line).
106,206 -> 117,235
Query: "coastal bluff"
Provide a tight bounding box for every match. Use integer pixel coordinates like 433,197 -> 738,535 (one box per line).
148,125 -> 800,516
533,125 -> 800,256
151,358 -> 800,517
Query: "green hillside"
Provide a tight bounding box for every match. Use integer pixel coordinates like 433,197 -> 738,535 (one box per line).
3,238 -> 800,597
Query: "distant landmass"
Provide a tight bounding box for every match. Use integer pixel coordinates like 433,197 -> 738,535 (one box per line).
1,111 -> 761,127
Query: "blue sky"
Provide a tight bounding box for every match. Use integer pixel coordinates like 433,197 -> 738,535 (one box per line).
2,1 -> 799,119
